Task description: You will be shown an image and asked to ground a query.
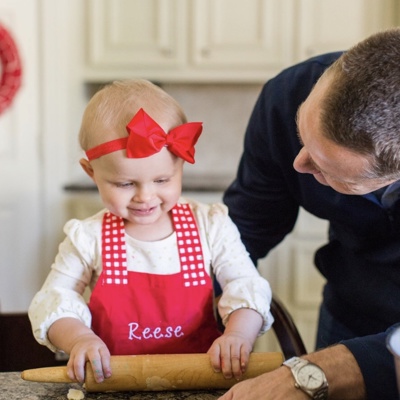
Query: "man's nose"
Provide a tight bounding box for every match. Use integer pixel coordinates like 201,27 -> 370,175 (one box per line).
293,147 -> 314,174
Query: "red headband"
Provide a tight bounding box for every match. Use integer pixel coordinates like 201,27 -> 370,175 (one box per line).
85,108 -> 203,164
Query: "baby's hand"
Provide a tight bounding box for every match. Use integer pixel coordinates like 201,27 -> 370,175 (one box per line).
67,333 -> 111,384
207,332 -> 253,380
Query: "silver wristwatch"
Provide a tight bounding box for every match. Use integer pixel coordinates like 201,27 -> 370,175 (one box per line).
283,357 -> 328,400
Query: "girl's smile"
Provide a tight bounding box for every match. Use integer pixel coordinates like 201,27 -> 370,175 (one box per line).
80,147 -> 184,241
128,205 -> 158,217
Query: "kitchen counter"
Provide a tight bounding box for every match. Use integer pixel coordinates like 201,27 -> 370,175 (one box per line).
1,372 -> 225,400
64,173 -> 232,193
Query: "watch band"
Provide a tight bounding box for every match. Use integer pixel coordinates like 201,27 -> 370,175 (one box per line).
283,357 -> 328,400
312,387 -> 329,400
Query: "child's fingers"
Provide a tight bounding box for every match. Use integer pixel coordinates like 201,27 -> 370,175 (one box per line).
66,358 -> 76,382
67,352 -> 86,383
99,346 -> 112,379
219,345 -> 235,379
87,345 -> 111,383
229,352 -> 242,380
240,346 -> 251,373
88,357 -> 105,383
208,338 -> 251,380
207,343 -> 222,372
221,344 -> 247,380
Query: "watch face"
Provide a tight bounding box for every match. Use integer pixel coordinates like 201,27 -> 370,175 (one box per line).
297,364 -> 324,390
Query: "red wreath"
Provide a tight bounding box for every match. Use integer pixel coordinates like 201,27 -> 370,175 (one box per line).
0,23 -> 22,115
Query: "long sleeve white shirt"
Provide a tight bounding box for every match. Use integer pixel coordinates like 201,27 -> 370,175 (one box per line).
29,198 -> 273,351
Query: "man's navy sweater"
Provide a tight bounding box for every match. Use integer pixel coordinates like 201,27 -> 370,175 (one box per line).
224,52 -> 399,399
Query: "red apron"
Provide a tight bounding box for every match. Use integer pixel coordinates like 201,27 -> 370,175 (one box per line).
88,203 -> 221,355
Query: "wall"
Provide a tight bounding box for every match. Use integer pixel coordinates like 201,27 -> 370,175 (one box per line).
36,1 -> 267,315
70,82 -> 263,190
1,0 -> 399,321
0,0 -> 42,312
163,83 -> 263,189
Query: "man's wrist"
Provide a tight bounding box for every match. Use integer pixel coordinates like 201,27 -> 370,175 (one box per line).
303,345 -> 366,400
283,357 -> 328,399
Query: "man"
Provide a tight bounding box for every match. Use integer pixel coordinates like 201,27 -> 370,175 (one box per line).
220,28 -> 400,399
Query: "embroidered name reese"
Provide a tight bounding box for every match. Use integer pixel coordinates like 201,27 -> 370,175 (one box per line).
128,322 -> 185,340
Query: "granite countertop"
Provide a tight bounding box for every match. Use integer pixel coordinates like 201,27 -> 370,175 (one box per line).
1,372 -> 225,400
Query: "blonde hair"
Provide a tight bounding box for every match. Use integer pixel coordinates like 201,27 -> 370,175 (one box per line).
79,79 -> 187,150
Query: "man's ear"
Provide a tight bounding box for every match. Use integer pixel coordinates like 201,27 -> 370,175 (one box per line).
79,158 -> 95,180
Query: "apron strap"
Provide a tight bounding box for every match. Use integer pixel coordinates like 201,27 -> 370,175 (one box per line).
101,203 -> 206,287
172,203 -> 207,287
101,212 -> 128,285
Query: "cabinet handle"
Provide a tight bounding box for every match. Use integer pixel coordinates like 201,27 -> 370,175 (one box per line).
160,47 -> 174,57
201,47 -> 211,57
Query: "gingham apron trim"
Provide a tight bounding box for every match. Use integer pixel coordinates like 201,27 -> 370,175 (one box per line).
101,213 -> 128,285
101,204 -> 206,287
172,203 -> 206,287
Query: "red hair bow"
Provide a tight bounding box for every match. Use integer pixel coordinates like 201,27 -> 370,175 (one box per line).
86,108 -> 203,164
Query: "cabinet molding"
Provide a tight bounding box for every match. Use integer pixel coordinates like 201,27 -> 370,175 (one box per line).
296,0 -> 399,61
85,0 -> 398,83
87,0 -> 187,70
85,0 -> 295,83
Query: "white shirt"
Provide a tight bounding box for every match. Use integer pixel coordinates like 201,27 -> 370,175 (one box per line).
29,197 -> 273,351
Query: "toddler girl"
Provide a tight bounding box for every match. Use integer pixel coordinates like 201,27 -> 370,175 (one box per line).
29,79 -> 273,385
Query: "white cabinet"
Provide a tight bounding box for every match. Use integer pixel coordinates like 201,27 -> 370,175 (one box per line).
86,0 -> 399,83
296,0 -> 398,61
256,208 -> 328,353
66,192 -> 103,221
190,0 -> 294,72
87,0 -> 187,72
85,0 -> 295,82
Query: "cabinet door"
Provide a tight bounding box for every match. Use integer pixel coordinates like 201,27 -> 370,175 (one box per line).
85,0 -> 295,82
191,0 -> 294,71
87,0 -> 187,70
257,208 -> 328,352
296,0 -> 398,60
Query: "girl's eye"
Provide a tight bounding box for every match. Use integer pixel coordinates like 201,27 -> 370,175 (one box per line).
155,178 -> 169,184
115,182 -> 133,188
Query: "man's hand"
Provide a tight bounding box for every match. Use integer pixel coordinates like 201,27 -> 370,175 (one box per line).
218,365 -> 308,400
218,344 -> 366,400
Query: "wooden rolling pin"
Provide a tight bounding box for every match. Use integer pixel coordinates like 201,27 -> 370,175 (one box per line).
21,352 -> 283,392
